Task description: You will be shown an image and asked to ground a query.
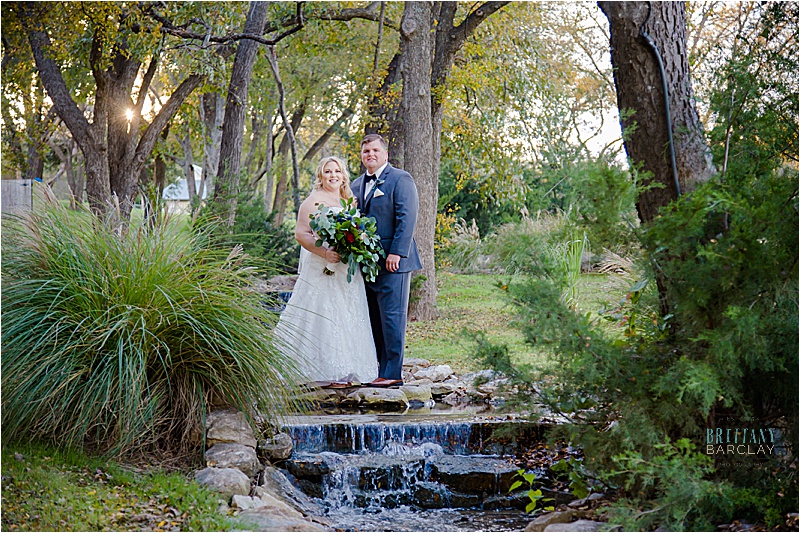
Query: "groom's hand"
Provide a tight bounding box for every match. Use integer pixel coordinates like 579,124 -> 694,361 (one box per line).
386,254 -> 401,272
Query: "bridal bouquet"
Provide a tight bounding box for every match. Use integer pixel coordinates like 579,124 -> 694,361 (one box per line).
309,198 -> 385,283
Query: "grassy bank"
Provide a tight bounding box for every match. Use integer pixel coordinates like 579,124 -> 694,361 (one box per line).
1,445 -> 235,532
405,270 -> 632,375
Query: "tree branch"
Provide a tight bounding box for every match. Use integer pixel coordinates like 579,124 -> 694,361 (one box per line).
20,2 -> 93,151
301,108 -> 355,163
142,2 -> 304,47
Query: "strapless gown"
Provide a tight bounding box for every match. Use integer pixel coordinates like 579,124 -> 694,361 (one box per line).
273,245 -> 378,383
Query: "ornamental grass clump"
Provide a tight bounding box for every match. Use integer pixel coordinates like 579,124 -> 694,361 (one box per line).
1,198 -> 304,456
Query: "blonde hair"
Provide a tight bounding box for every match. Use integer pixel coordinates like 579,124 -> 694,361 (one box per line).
313,156 -> 353,200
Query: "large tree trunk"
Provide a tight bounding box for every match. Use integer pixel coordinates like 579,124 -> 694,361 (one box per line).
23,3 -> 202,223
22,4 -> 112,217
213,1 -> 270,228
400,2 -> 438,321
598,1 -> 715,224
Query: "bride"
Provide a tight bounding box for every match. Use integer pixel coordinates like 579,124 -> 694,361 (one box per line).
272,156 -> 378,387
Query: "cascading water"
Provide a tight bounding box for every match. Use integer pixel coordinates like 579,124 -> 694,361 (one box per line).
279,414 -> 548,532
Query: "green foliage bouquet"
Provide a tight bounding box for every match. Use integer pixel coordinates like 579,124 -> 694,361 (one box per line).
309,198 -> 385,283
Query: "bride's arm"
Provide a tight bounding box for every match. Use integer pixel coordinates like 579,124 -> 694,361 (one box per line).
295,197 -> 341,263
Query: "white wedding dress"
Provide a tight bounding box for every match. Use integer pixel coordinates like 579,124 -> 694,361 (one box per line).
273,239 -> 378,384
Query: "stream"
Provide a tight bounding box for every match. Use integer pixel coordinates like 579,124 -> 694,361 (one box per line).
278,407 -> 555,532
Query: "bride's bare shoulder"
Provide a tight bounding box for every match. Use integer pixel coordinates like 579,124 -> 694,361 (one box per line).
303,191 -> 338,208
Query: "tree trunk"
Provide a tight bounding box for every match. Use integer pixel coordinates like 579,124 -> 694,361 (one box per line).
213,0 -> 270,228
598,1 -> 715,224
400,2 -> 438,321
178,132 -> 197,200
23,3 -> 202,223
22,3 -> 112,217
365,52 -> 405,167
201,91 -> 225,204
271,104 -> 306,224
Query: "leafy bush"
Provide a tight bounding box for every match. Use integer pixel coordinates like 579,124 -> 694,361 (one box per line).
1,198 -> 305,456
230,194 -> 299,272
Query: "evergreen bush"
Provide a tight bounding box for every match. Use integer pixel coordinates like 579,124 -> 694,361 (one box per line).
498,169 -> 798,529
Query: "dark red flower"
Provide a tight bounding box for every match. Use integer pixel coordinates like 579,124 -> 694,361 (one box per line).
346,232 -> 355,243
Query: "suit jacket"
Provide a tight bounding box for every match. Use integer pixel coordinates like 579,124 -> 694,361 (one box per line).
352,163 -> 422,275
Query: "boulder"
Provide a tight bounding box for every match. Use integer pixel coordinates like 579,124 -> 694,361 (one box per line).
236,510 -> 326,532
285,454 -> 337,477
441,391 -> 467,406
194,467 -> 251,499
205,442 -> 261,477
431,382 -> 461,396
260,432 -> 294,461
477,378 -> 509,395
544,520 -> 605,532
526,511 -> 577,532
231,494 -> 268,511
568,492 -> 605,508
403,357 -> 431,367
206,409 -> 257,449
259,466 -> 323,517
429,455 -> 518,494
297,388 -> 341,406
399,383 -> 433,403
347,388 -> 409,409
413,364 -> 453,382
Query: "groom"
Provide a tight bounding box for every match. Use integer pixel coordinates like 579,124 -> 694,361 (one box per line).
352,134 -> 422,388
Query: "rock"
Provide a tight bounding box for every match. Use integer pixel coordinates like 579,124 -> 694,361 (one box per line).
431,381 -> 461,396
297,388 -> 341,406
469,369 -> 498,383
413,364 -> 453,382
477,378 -> 509,395
259,466 -> 323,516
400,383 -> 433,402
526,510 -> 576,532
347,388 -> 409,409
544,520 -> 605,532
231,494 -> 268,510
404,378 -> 434,386
236,510 -> 326,532
403,357 -> 431,367
194,467 -> 251,499
568,492 -> 605,508
441,391 -> 467,406
429,455 -> 518,494
465,387 -> 489,400
205,442 -> 261,477
207,409 -> 257,449
259,432 -> 293,461
285,453 -> 338,477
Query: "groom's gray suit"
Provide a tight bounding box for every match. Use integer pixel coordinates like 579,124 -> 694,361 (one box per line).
352,163 -> 422,380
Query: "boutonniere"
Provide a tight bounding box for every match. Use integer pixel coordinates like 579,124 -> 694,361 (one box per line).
373,188 -> 385,198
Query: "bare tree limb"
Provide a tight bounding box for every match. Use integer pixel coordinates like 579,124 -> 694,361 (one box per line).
267,46 -> 301,215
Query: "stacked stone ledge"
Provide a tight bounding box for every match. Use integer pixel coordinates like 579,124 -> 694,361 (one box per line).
193,408 -> 326,531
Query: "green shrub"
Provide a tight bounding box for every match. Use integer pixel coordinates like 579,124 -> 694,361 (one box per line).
495,169 -> 797,529
1,198 -> 305,456
230,194 -> 299,272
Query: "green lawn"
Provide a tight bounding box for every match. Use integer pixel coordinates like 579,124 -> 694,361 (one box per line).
1,445 -> 235,532
405,270 -> 633,375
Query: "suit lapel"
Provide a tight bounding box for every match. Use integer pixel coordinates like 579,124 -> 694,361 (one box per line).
364,164 -> 389,211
